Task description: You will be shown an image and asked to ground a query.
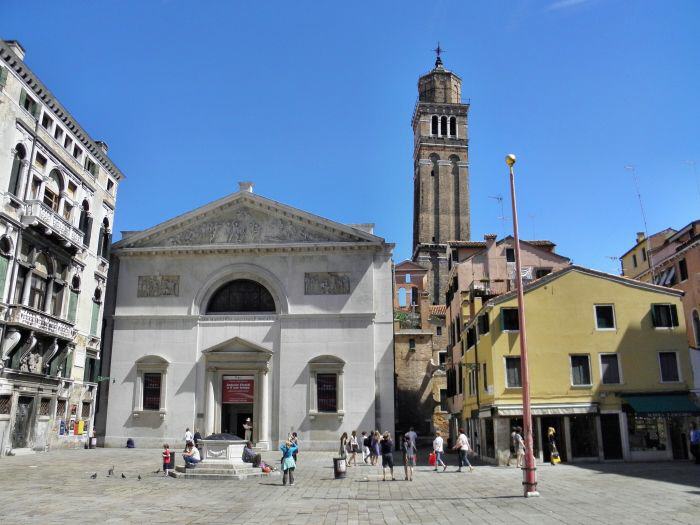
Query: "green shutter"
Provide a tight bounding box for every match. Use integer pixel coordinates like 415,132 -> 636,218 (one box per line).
671,304 -> 679,327
0,67 -> 7,89
64,351 -> 73,379
90,301 -> 100,336
0,256 -> 8,300
19,89 -> 26,109
67,290 -> 79,323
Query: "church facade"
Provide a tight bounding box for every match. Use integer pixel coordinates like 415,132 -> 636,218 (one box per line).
97,183 -> 394,450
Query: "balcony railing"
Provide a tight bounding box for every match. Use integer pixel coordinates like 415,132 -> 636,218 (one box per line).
22,200 -> 85,248
7,304 -> 77,340
470,280 -> 509,297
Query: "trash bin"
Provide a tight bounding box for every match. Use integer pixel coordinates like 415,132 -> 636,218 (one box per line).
333,457 -> 347,479
90,437 -> 97,449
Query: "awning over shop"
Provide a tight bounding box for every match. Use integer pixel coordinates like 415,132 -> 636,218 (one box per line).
621,394 -> 700,417
495,403 -> 597,417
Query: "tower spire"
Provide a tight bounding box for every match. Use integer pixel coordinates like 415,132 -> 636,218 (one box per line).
433,42 -> 444,68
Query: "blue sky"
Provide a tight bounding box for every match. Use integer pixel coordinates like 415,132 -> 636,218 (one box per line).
2,1 -> 698,272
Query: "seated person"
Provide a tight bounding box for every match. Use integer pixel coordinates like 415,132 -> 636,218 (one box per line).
183,443 -> 201,468
242,441 -> 262,467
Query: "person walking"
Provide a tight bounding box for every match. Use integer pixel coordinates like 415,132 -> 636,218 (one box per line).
507,427 -> 518,467
349,431 -> 359,466
243,418 -> 253,442
452,428 -> 474,472
689,423 -> 700,464
361,431 -> 370,463
280,439 -> 298,486
183,427 -> 193,451
433,431 -> 447,472
380,431 -> 395,481
405,427 -> 417,448
401,433 -> 417,481
339,432 -> 348,460
515,427 -> 526,468
547,427 -> 559,465
370,431 -> 380,466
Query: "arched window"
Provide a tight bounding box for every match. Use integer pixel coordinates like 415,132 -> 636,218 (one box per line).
398,287 -> 407,307
44,170 -> 63,212
693,310 -> 700,347
28,252 -> 51,310
79,200 -> 93,247
206,279 -> 276,313
431,115 -> 439,135
98,218 -> 111,259
8,144 -> 26,196
440,116 -> 448,136
449,117 -> 457,136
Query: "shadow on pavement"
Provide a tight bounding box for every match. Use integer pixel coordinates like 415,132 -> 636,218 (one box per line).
565,461 -> 700,490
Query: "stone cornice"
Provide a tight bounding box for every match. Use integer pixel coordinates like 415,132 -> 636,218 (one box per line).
115,241 -> 385,257
0,40 -> 125,181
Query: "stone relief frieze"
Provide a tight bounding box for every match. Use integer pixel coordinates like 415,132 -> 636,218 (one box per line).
137,275 -> 180,298
304,272 -> 351,295
138,207 -> 355,247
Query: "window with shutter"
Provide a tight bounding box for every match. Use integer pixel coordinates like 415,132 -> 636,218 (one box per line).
90,301 -> 100,336
67,290 -> 79,323
0,67 -> 8,89
0,256 -> 8,299
652,304 -> 679,328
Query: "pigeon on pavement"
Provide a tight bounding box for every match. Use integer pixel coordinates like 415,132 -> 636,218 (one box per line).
138,475 -> 142,480
90,473 -> 97,479
121,473 -> 126,479
107,466 -> 114,477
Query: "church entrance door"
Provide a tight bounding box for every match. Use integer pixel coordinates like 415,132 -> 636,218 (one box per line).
221,375 -> 255,439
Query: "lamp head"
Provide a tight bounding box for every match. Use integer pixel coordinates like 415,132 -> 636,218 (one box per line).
505,154 -> 516,167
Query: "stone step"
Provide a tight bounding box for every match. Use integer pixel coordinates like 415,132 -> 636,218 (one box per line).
174,465 -> 261,475
8,448 -> 36,456
169,469 -> 280,480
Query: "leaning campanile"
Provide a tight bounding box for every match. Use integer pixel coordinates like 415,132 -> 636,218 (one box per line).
411,48 -> 470,304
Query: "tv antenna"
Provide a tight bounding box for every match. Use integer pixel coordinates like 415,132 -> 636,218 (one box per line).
488,195 -> 508,235
625,165 -> 656,282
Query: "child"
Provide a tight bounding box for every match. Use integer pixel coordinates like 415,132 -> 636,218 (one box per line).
162,443 -> 171,476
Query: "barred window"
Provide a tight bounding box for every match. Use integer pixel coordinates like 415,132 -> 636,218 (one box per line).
39,398 -> 51,416
0,395 -> 11,415
56,399 -> 66,418
143,373 -> 162,411
316,373 -> 337,413
81,402 -> 91,418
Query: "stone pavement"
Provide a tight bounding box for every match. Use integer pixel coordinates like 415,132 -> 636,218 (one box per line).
0,448 -> 698,524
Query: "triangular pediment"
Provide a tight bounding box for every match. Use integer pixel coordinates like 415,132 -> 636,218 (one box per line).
202,336 -> 273,356
116,191 -> 382,250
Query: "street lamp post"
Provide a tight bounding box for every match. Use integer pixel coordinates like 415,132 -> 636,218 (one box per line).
505,154 -> 539,497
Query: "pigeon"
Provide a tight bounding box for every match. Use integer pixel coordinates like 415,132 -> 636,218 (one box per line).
152,468 -> 160,474
137,475 -> 141,480
107,466 -> 114,477
90,473 -> 97,479
121,473 -> 126,479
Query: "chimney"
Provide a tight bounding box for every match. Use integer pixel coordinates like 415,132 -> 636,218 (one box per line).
238,181 -> 254,193
636,232 -> 645,243
6,40 -> 25,61
95,141 -> 109,154
484,233 -> 497,247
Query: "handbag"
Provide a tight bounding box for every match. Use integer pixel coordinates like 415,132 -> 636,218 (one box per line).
551,454 -> 561,464
428,451 -> 436,466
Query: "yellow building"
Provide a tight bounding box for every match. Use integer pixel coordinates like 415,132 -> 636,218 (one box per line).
459,265 -> 699,465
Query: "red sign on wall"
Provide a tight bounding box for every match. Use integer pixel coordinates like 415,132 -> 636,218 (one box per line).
222,375 -> 255,404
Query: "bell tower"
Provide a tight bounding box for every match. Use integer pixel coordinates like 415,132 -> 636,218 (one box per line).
411,47 -> 470,304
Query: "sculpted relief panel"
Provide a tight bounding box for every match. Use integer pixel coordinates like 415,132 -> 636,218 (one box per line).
138,275 -> 180,298
304,272 -> 351,295
142,207 -> 351,247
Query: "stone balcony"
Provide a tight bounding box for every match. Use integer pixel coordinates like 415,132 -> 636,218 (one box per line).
22,200 -> 85,250
7,304 -> 77,341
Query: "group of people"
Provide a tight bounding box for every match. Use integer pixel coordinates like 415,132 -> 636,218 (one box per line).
509,426 -> 560,467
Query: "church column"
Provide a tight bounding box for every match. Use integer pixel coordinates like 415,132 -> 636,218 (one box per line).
205,367 -> 215,435
258,367 -> 270,449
